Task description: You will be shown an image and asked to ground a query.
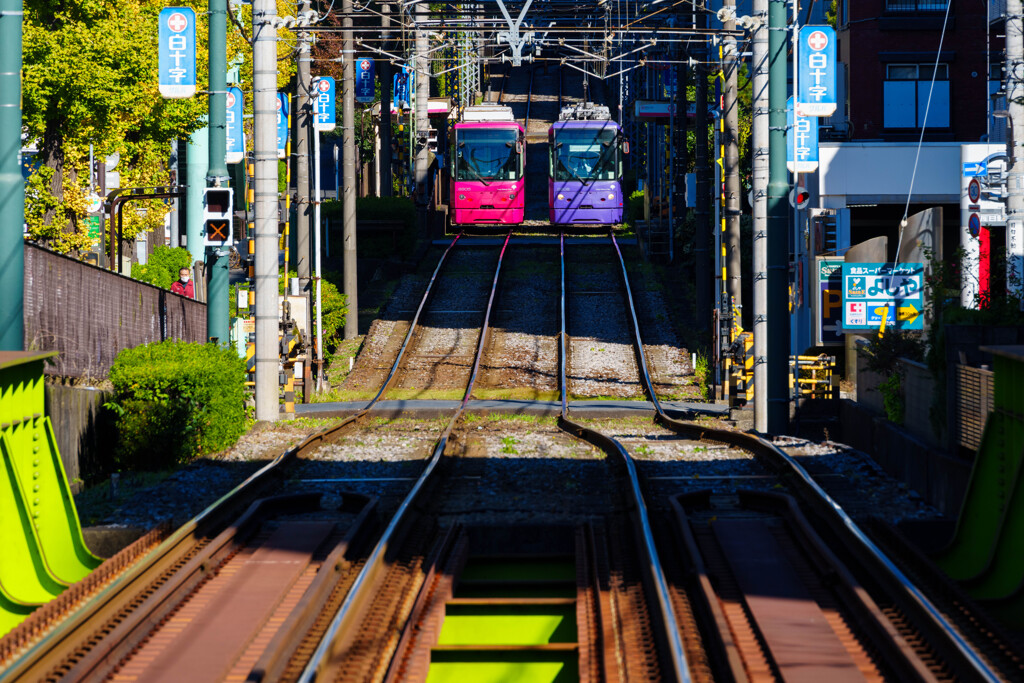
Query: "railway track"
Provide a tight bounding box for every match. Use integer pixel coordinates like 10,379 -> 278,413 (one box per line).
1,233 -> 1018,681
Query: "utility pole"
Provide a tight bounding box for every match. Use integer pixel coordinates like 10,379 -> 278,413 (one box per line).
0,0 -> 22,351
1008,0 -> 1024,305
751,0 -> 768,432
694,1 -> 711,336
295,0 -> 313,307
723,0 -> 742,316
414,2 -> 431,214
207,0 -> 230,346
254,0 -> 279,422
342,0 -> 359,338
767,0 -> 791,433
379,3 -> 393,197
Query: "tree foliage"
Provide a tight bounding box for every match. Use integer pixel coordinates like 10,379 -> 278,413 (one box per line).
22,0 -> 296,255
131,246 -> 194,290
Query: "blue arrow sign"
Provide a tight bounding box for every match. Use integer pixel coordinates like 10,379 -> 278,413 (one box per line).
313,76 -> 336,132
158,7 -> 196,99
226,86 -> 245,165
796,26 -> 836,117
963,161 -> 988,177
787,97 -> 819,173
276,92 -> 289,159
355,58 -> 375,104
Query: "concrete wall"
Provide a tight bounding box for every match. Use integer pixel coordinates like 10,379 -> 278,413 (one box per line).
839,399 -> 970,518
45,384 -> 114,492
902,358 -> 943,449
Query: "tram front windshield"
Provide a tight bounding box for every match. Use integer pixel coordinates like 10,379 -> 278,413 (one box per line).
455,128 -> 521,182
552,127 -> 619,182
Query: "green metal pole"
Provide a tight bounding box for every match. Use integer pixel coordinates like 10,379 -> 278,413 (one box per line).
767,0 -> 790,433
0,0 -> 23,351
207,0 -> 229,345
208,0 -> 228,184
186,123 -> 209,269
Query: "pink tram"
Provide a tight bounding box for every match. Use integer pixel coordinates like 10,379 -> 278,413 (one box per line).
449,105 -> 525,226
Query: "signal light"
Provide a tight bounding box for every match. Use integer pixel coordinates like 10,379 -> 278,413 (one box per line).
789,185 -> 810,210
203,188 -> 234,247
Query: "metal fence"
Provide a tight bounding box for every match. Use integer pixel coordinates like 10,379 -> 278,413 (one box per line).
24,243 -> 206,379
884,0 -> 948,10
956,364 -> 995,452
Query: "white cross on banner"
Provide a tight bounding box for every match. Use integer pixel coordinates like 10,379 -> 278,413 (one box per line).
796,25 -> 836,117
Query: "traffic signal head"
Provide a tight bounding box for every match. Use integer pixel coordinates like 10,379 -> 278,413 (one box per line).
789,185 -> 810,210
203,188 -> 233,247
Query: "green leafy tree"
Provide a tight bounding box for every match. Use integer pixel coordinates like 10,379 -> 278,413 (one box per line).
23,0 -> 209,253
131,246 -> 194,290
22,0 -> 297,256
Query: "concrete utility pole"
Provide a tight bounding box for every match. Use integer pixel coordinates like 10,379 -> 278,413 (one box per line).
207,0 -> 230,346
723,0 -> 742,314
414,2 -> 431,212
253,0 -> 279,422
694,2 -> 712,335
751,0 -> 768,431
342,0 -> 359,339
1008,0 -> 1024,304
767,0 -> 790,433
0,0 -> 22,351
295,1 -> 313,288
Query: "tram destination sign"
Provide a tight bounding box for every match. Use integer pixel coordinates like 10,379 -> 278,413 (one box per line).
841,262 -> 924,331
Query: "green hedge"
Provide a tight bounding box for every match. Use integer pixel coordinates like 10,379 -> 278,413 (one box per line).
108,340 -> 248,470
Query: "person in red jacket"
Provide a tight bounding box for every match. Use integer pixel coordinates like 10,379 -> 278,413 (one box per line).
171,267 -> 194,298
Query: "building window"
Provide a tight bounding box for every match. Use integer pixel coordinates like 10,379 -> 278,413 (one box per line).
884,0 -> 948,11
883,63 -> 950,129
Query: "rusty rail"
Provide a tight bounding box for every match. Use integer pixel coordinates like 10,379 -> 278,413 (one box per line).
298,232 -> 514,682
0,233 -> 468,680
558,232 -> 693,682
605,233 -> 1001,683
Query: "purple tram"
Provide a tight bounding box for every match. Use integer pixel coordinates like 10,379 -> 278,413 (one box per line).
548,103 -> 627,225
449,105 -> 525,226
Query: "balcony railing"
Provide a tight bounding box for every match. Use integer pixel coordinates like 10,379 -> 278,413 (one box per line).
885,0 -> 948,10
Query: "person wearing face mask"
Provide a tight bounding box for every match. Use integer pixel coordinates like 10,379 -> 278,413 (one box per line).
171,267 -> 195,299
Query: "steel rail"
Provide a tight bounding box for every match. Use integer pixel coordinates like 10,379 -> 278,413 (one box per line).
298,232 -> 513,683
0,232 -> 466,681
605,233 -> 1002,683
557,233 -> 693,683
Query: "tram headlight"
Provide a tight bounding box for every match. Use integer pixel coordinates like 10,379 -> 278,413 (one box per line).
557,193 -> 564,201
608,193 -> 615,199
458,194 -> 466,200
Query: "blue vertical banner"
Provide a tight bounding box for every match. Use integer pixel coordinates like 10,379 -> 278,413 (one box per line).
276,92 -> 289,159
392,67 -> 414,111
355,58 -> 376,103
786,97 -> 819,173
313,76 -> 336,132
158,7 -> 197,99
796,26 -> 837,117
225,86 -> 245,164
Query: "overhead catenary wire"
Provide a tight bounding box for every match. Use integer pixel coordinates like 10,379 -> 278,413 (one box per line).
892,0 -> 953,274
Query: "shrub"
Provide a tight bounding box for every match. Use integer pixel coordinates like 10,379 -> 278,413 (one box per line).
107,340 -> 247,470
131,246 -> 194,290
